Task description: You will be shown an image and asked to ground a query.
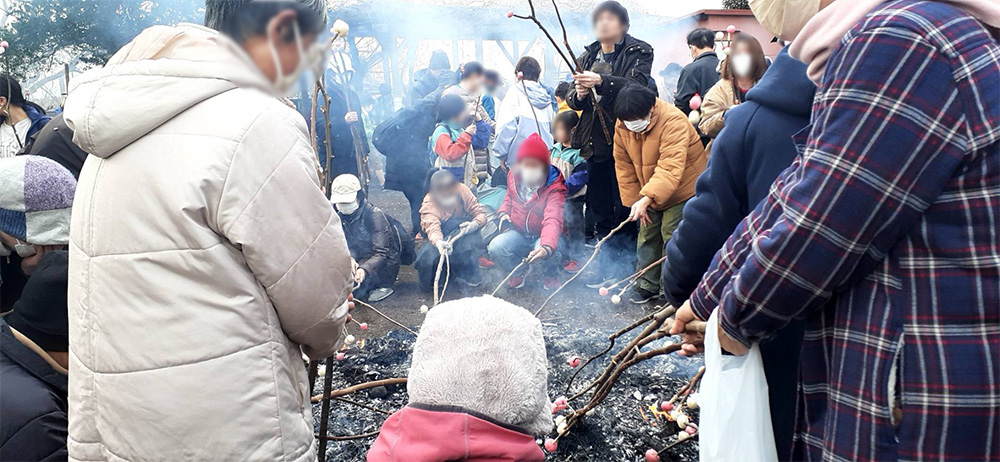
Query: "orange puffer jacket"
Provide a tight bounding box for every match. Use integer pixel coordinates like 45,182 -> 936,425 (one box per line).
613,99 -> 706,210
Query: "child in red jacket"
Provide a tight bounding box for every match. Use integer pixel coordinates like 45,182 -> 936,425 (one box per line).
489,133 -> 567,290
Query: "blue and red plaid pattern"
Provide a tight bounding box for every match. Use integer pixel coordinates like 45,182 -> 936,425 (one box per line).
688,1 -> 1000,461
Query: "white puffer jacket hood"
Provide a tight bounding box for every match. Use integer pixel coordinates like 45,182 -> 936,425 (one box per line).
65,23 -> 277,158
64,23 -> 352,462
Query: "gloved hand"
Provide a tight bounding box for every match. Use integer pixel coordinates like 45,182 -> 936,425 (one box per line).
436,239 -> 453,255
458,221 -> 480,236
354,268 -> 367,284
497,214 -> 511,233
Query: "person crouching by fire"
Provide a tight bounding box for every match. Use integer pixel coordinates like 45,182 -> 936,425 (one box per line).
330,174 -> 401,303
367,295 -> 550,462
415,169 -> 488,291
488,133 -> 567,290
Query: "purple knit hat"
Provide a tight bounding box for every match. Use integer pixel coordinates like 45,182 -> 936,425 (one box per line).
0,156 -> 77,245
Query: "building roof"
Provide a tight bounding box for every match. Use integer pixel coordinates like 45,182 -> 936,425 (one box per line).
665,8 -> 755,25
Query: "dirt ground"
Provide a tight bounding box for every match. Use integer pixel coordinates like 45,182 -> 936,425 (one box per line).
317,184 -> 703,461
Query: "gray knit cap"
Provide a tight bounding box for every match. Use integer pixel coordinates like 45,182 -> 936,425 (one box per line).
407,295 -> 553,435
0,155 -> 77,245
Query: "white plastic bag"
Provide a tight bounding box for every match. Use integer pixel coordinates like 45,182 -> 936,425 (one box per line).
699,310 -> 778,462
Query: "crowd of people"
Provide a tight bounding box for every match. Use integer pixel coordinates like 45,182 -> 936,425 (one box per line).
0,0 -> 997,461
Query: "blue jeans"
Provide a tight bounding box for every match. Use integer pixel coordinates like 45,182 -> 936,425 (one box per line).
487,230 -> 562,276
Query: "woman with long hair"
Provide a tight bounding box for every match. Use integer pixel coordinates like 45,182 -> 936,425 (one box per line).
697,35 -> 767,152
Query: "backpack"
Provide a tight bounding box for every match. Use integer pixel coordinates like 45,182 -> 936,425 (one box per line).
373,89 -> 441,159
386,214 -> 416,266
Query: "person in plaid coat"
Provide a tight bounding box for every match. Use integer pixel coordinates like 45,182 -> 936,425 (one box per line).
671,0 -> 1000,460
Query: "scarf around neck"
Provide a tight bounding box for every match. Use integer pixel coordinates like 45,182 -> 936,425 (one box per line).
790,0 -> 1000,84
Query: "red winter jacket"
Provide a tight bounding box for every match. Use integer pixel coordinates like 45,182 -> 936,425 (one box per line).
367,405 -> 545,462
497,166 -> 567,251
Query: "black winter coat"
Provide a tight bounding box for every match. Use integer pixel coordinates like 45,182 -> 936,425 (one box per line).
338,201 -> 401,288
0,320 -> 68,461
379,69 -> 457,193
314,78 -> 369,174
674,51 -> 720,116
377,92 -> 437,193
22,114 -> 88,178
567,34 -> 654,163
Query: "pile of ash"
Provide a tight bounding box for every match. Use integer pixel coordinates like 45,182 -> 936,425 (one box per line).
314,324 -> 703,461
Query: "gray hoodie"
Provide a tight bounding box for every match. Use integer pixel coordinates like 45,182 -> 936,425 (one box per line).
492,80 -> 555,164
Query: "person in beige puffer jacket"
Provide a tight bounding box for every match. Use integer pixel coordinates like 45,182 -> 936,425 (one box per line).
62,2 -> 353,461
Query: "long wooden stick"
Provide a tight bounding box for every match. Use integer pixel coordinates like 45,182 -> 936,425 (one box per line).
519,77 -> 544,135
607,255 -> 667,291
548,0 -> 614,139
563,310 -> 657,394
511,0 -> 612,141
334,396 -> 392,416
310,81 -> 321,165
316,430 -> 381,441
317,81 -> 335,198
434,233 -> 464,306
354,300 -> 418,336
311,377 -> 408,403
492,259 -> 527,296
533,218 -> 630,316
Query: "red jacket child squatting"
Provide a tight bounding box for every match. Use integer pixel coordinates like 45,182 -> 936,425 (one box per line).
498,133 -> 567,251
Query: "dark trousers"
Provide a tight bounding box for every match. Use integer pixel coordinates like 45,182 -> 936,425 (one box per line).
354,277 -> 376,301
563,196 -> 586,260
585,157 -> 637,279
330,153 -> 359,178
400,182 -> 425,235
414,220 -> 484,292
761,320 -> 806,461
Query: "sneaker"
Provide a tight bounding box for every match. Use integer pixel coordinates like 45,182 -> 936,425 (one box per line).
584,275 -> 618,289
507,275 -> 526,289
542,276 -> 561,290
627,287 -> 658,305
562,260 -> 583,274
478,257 -> 495,268
455,271 -> 483,287
368,287 -> 394,302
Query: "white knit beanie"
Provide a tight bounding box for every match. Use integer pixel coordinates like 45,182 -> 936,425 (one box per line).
0,156 -> 77,245
407,295 -> 553,435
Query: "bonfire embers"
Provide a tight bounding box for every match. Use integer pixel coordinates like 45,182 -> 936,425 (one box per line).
311,320 -> 703,461
546,305 -> 706,457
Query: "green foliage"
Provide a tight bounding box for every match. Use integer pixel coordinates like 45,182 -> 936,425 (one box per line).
2,0 -> 205,79
722,0 -> 750,9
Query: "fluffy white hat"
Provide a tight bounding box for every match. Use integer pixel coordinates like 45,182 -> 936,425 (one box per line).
407,295 -> 553,435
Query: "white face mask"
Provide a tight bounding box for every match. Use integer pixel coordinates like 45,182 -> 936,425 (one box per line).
749,0 -> 822,42
519,166 -> 546,187
336,200 -> 360,215
267,21 -> 328,95
624,118 -> 650,133
435,195 -> 459,209
730,53 -> 754,78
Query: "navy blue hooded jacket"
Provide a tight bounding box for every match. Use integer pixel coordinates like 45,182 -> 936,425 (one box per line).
662,47 -> 816,306
660,46 -> 816,462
